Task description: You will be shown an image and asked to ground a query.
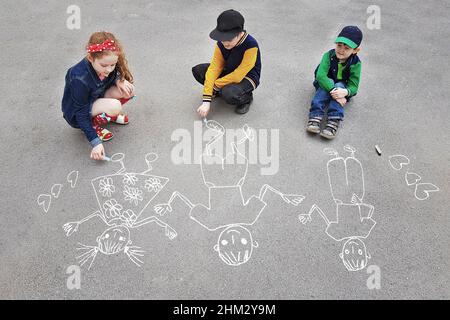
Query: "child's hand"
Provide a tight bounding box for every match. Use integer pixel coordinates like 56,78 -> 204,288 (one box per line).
330,88 -> 348,99
336,97 -> 347,107
197,102 -> 211,118
117,79 -> 135,98
91,144 -> 105,161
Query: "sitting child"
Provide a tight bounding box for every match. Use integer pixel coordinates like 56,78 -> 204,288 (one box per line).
307,26 -> 363,139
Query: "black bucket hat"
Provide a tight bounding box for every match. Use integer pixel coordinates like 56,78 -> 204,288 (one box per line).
209,9 -> 244,41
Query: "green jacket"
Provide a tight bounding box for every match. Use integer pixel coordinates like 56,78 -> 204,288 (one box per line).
314,49 -> 362,97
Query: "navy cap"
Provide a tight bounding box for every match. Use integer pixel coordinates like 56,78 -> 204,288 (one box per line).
335,26 -> 363,49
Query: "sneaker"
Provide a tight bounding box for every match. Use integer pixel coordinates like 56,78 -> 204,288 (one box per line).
95,126 -> 114,141
306,117 -> 322,134
235,95 -> 253,114
235,102 -> 251,114
107,113 -> 129,125
320,119 -> 340,139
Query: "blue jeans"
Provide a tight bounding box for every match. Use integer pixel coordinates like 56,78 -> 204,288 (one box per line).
309,82 -> 346,120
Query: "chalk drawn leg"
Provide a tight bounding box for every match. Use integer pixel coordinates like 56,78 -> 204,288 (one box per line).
327,154 -> 364,204
258,184 -> 305,206
299,204 -> 331,226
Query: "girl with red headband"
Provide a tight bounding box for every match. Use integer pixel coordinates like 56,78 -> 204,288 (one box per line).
62,31 -> 135,161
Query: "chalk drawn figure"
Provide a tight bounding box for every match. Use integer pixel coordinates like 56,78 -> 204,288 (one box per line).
154,120 -> 304,266
299,145 -> 375,271
63,153 -> 176,269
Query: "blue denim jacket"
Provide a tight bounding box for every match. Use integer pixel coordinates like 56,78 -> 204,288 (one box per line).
61,58 -> 118,147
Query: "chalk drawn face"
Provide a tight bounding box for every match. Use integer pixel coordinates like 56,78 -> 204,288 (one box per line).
97,226 -> 131,255
339,238 -> 370,271
214,226 -> 258,266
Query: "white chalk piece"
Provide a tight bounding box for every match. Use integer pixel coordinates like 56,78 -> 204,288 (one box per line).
375,145 -> 382,156
102,156 -> 111,161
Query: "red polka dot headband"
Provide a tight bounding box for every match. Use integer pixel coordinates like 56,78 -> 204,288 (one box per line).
86,39 -> 118,53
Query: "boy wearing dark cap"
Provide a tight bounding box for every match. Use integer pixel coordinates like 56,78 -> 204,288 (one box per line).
192,9 -> 261,116
307,26 -> 363,139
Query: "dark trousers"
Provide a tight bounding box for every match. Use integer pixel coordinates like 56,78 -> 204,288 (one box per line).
192,63 -> 254,105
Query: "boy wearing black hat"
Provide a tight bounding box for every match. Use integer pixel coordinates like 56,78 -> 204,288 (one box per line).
192,9 -> 261,116
307,26 -> 363,139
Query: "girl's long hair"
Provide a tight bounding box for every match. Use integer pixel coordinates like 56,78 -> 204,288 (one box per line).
86,31 -> 133,83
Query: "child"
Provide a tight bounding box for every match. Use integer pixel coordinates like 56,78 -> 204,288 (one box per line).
192,9 -> 261,116
62,31 -> 135,161
307,26 -> 363,139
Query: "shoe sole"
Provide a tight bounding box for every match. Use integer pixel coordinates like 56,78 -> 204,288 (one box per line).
320,132 -> 336,139
235,108 -> 249,114
101,136 -> 114,142
306,127 -> 321,134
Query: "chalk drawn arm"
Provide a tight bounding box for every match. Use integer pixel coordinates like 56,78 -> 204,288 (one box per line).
258,184 -> 305,206
62,210 -> 104,237
131,216 -> 177,240
154,191 -> 194,216
299,204 -> 330,226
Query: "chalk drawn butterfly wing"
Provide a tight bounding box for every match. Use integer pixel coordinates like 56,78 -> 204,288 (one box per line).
91,173 -> 169,219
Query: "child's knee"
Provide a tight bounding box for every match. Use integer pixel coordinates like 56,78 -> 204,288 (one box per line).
109,99 -> 122,115
334,82 -> 346,89
221,85 -> 241,104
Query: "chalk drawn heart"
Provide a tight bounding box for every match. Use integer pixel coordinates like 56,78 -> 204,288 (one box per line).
388,155 -> 410,171
51,184 -> 62,198
67,170 -> 79,188
37,194 -> 51,213
414,183 -> 439,201
405,172 -> 421,186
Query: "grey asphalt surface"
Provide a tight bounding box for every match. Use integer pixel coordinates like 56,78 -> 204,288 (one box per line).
0,0 -> 449,299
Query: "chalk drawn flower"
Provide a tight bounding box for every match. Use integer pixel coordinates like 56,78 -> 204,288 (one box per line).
103,199 -> 123,218
123,173 -> 138,186
121,209 -> 138,225
123,185 -> 143,206
99,177 -> 115,197
145,177 -> 163,193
